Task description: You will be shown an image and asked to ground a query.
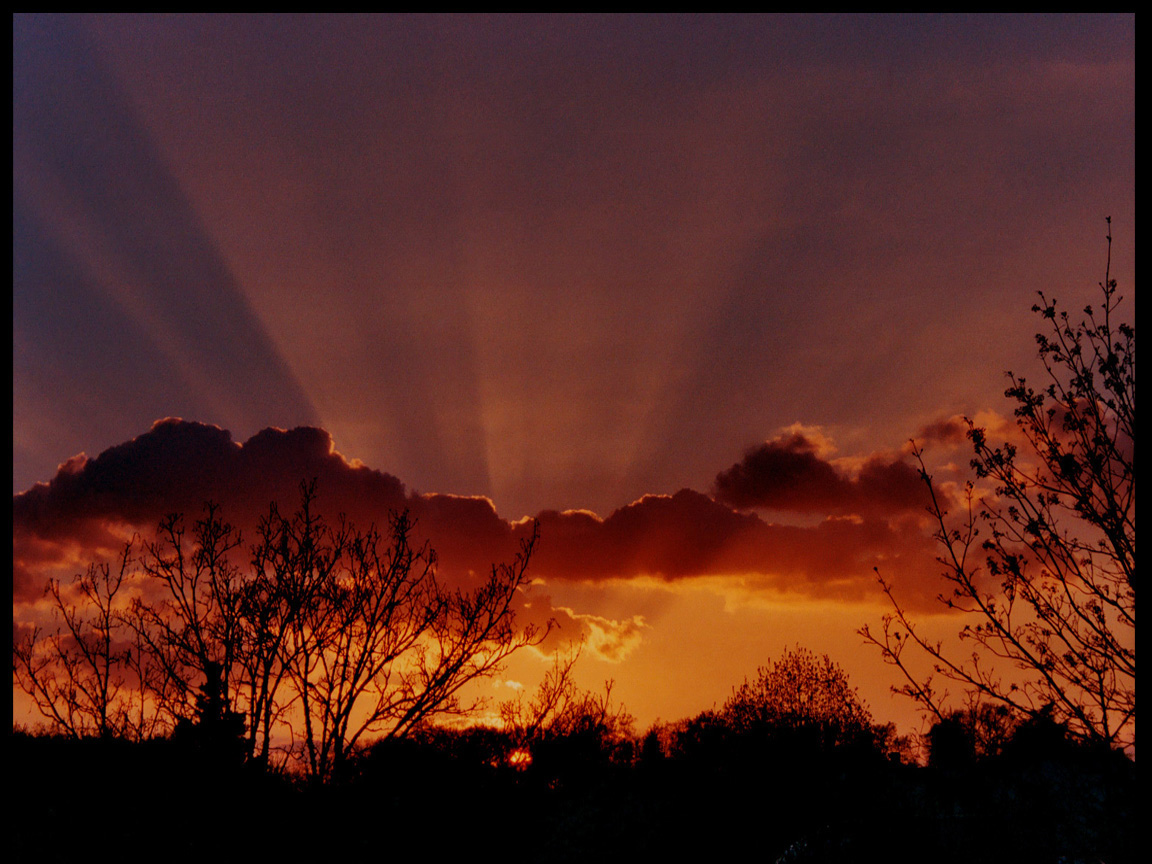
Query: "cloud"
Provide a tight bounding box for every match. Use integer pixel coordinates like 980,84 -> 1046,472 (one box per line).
914,414 -> 970,447
543,605 -> 648,664
530,490 -> 760,581
580,613 -> 647,664
713,429 -> 932,517
522,488 -> 941,610
14,420 -> 392,543
13,419 -> 511,596
13,420 -> 943,611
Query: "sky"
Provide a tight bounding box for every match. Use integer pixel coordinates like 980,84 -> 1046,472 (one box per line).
13,14 -> 1135,735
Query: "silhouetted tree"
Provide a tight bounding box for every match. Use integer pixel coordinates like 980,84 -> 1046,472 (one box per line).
172,659 -> 247,762
999,702 -> 1074,762
637,727 -> 664,766
500,644 -> 634,782
721,645 -> 877,750
501,645 -> 633,748
12,546 -> 135,738
244,487 -> 546,781
127,503 -> 248,734
237,482 -> 345,768
926,712 -> 978,770
863,220 -> 1135,748
14,483 -> 546,782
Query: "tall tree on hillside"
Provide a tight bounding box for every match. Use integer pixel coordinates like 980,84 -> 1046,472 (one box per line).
862,219 -> 1135,747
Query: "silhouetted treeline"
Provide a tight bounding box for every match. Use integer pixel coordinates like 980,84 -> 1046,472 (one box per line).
11,702 -> 1134,864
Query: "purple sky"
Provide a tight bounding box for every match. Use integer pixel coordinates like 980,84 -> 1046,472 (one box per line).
14,14 -> 1134,518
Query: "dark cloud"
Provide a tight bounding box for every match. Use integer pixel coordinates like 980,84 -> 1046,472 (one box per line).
915,415 -> 970,447
526,490 -> 938,607
529,490 -> 762,581
713,431 -> 931,516
12,419 -> 519,599
14,420 -> 941,610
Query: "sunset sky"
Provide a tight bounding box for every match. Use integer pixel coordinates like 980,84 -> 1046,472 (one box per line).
13,14 -> 1135,734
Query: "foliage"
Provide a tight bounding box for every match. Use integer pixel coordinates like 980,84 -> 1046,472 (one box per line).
12,649 -> 1135,862
924,699 -> 1019,768
862,219 -> 1135,748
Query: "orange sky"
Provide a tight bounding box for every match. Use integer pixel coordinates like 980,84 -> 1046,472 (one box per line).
13,14 -> 1135,736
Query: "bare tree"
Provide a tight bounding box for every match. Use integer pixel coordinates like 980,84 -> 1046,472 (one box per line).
396,519 -> 547,733
282,512 -> 545,781
281,508 -> 434,779
862,219 -> 1135,748
12,547 -> 135,738
187,484 -> 549,781
14,483 -> 547,777
128,503 -> 248,733
236,482 -> 341,766
500,644 -> 633,748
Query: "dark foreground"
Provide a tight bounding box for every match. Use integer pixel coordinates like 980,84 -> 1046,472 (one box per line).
11,722 -> 1134,864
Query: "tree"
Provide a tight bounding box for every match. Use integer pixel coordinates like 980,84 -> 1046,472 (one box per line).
925,700 -> 1019,768
497,643 -> 635,792
862,219 -> 1135,748
500,644 -> 634,755
12,547 -> 135,739
235,485 -> 338,765
296,513 -> 543,781
171,659 -> 247,762
13,483 -> 547,781
721,645 -> 876,749
128,504 -> 248,734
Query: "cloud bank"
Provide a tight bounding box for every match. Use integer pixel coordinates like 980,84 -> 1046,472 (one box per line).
14,420 -> 945,618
